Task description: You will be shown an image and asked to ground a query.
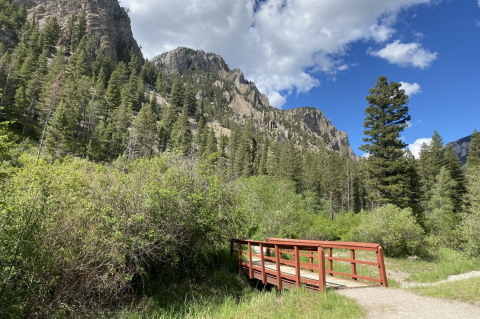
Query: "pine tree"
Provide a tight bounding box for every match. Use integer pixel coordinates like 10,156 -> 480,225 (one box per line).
184,83 -> 197,116
156,72 -> 166,97
88,119 -> 113,161
234,121 -> 253,177
444,144 -> 466,212
204,128 -> 218,158
359,76 -> 411,206
171,104 -> 192,155
196,115 -> 207,155
169,79 -> 185,112
426,167 -> 457,244
418,131 -> 445,205
258,139 -> 269,176
105,62 -> 126,117
128,103 -> 157,158
75,11 -> 87,48
42,16 -> 61,53
467,129 -> 480,169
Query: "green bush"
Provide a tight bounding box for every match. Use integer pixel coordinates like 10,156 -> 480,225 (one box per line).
0,153 -> 245,318
350,204 -> 424,257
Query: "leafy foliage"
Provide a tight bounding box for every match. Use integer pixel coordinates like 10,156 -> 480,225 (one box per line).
351,205 -> 424,257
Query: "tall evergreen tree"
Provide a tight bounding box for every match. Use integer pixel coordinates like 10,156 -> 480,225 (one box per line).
467,129 -> 480,169
444,144 -> 466,212
359,76 -> 411,207
171,104 -> 192,156
169,79 -> 185,112
418,131 -> 445,205
128,103 -> 157,158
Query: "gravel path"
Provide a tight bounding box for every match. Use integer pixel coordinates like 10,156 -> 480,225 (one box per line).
338,287 -> 480,319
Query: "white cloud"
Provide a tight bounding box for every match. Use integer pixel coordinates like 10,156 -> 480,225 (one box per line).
369,24 -> 396,42
406,121 -> 413,128
476,20 -> 480,27
362,152 -> 370,158
123,0 -> 435,107
369,40 -> 437,69
400,81 -> 422,96
413,31 -> 425,40
408,138 -> 432,159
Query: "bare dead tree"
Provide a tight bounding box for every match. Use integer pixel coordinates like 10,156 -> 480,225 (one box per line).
37,72 -> 64,162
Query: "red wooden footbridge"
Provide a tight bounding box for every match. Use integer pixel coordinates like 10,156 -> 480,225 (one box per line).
230,238 -> 388,292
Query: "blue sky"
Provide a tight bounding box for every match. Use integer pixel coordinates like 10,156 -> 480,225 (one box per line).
124,0 -> 480,156
283,0 -> 480,156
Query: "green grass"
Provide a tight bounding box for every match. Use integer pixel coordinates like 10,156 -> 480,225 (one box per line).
385,248 -> 480,283
409,277 -> 480,305
120,270 -> 365,319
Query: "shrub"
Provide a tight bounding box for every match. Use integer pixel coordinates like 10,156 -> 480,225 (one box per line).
0,153 -> 245,318
350,204 -> 424,257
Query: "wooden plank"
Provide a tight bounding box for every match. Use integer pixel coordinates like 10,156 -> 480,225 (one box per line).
377,246 -> 388,287
325,256 -> 379,267
238,242 -> 242,275
248,242 -> 253,279
318,247 -> 326,293
328,248 -> 333,276
260,243 -> 266,284
275,245 -> 282,290
295,246 -> 301,288
350,249 -> 357,281
327,270 -> 382,283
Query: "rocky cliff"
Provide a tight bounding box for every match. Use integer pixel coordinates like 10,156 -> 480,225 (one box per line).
15,0 -> 142,63
448,135 -> 471,165
153,47 -> 355,157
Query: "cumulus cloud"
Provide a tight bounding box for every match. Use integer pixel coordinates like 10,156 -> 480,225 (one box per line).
400,81 -> 422,96
123,0 -> 435,107
369,40 -> 437,69
408,138 -> 432,159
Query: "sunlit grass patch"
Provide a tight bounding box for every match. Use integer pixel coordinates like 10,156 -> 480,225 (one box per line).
121,271 -> 364,319
385,248 -> 480,283
409,277 -> 480,305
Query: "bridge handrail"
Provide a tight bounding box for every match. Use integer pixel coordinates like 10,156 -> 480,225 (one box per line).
230,238 -> 388,289
231,238 -> 327,292
266,238 -> 388,287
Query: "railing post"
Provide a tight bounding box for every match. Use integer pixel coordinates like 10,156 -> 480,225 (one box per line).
318,247 -> 326,293
350,249 -> 357,281
238,242 -> 242,275
309,251 -> 314,272
376,246 -> 388,287
275,244 -> 282,290
260,243 -> 266,284
248,242 -> 253,279
294,246 -> 300,288
328,248 -> 333,276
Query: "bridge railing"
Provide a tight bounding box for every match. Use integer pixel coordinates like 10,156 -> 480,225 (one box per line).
266,238 -> 388,287
231,239 -> 327,292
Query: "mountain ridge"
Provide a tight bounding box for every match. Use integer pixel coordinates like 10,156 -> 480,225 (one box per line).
152,47 -> 355,157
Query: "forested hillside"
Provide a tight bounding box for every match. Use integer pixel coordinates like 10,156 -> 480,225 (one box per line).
1,1 -> 480,318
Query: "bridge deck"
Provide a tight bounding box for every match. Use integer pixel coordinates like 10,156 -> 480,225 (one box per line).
246,254 -> 374,290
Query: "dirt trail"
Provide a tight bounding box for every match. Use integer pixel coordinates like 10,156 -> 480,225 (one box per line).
387,270 -> 480,288
338,287 -> 480,319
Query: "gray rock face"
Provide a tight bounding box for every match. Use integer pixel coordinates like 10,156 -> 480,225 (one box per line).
155,47 -> 355,157
447,135 -> 471,165
15,0 -> 142,63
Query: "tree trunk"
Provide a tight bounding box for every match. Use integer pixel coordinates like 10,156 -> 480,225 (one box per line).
37,73 -> 63,162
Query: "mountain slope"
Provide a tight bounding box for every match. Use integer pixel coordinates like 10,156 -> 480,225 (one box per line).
15,0 -> 142,63
153,47 -> 355,157
447,135 -> 471,165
